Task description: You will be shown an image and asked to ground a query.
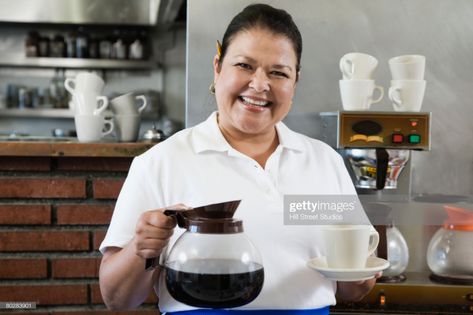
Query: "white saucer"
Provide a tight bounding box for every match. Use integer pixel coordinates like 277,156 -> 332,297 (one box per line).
307,256 -> 390,281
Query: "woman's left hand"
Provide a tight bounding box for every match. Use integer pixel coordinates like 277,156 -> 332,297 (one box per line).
335,272 -> 382,302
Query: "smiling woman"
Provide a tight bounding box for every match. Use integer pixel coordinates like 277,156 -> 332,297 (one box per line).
213,28 -> 297,155
99,3 -> 376,315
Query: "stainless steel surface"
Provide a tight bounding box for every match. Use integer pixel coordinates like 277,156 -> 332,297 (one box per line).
333,272 -> 473,314
0,56 -> 156,70
344,149 -> 410,189
0,0 -> 162,25
186,0 -> 473,196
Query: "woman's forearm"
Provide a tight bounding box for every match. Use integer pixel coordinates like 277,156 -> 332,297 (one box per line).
99,240 -> 160,310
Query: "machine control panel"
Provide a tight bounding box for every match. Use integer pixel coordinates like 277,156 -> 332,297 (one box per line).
319,111 -> 431,150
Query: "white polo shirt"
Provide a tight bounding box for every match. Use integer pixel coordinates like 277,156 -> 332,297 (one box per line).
100,112 -> 357,312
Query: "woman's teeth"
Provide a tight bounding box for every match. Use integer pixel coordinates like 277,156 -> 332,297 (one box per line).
240,96 -> 270,107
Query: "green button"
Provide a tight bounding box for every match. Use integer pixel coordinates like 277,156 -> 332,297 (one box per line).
409,134 -> 421,144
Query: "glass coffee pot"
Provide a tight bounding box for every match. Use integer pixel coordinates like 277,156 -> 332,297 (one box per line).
427,205 -> 473,284
364,203 -> 409,282
146,200 -> 264,308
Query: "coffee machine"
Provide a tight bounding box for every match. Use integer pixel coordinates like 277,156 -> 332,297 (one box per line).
319,111 -> 431,282
319,111 -> 430,194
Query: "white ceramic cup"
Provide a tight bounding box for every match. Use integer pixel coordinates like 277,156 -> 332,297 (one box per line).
322,225 -> 379,269
389,55 -> 426,80
64,72 -> 105,96
114,114 -> 141,142
389,80 -> 426,112
339,53 -> 378,80
74,114 -> 114,143
71,92 -> 109,115
339,79 -> 384,110
110,92 -> 147,115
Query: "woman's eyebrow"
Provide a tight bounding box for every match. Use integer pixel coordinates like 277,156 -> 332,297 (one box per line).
234,55 -> 293,71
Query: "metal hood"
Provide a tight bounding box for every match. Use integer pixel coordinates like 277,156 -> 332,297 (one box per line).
0,0 -> 180,25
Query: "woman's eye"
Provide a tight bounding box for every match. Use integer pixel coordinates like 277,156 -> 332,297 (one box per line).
271,71 -> 289,78
236,63 -> 252,70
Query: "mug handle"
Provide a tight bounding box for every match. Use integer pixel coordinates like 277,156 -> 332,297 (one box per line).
371,85 -> 384,104
367,229 -> 380,257
389,87 -> 403,110
64,78 -> 76,95
135,95 -> 148,114
339,57 -> 354,79
102,118 -> 114,137
94,96 -> 109,115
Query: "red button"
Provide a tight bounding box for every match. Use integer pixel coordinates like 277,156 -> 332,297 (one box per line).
392,134 -> 404,143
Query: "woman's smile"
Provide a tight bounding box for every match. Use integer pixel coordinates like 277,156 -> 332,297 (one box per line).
238,95 -> 273,112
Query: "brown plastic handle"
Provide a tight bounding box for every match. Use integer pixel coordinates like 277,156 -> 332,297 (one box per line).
376,148 -> 389,190
144,209 -> 186,271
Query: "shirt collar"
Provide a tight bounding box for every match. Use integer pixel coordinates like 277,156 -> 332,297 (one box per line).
191,111 -> 306,154
191,112 -> 231,153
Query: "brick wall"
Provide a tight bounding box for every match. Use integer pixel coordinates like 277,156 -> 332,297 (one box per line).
0,156 -> 158,314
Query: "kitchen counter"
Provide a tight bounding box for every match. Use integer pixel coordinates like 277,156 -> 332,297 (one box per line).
332,272 -> 473,314
0,139 -> 156,157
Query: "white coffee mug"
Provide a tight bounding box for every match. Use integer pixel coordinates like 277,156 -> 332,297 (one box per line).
322,225 -> 379,269
389,80 -> 426,112
71,92 -> 109,115
75,114 -> 114,143
339,53 -> 378,80
110,93 -> 147,115
339,80 -> 384,111
64,72 -> 105,96
389,55 -> 426,80
114,114 -> 141,142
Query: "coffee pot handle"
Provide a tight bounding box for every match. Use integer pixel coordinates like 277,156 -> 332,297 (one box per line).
145,245 -> 168,271
375,148 -> 389,190
144,209 -> 188,271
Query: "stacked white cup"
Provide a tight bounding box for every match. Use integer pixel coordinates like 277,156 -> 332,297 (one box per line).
65,72 -> 114,142
339,53 -> 384,111
110,92 -> 148,142
388,55 -> 426,112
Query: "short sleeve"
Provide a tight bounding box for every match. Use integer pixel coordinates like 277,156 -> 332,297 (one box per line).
99,155 -> 161,254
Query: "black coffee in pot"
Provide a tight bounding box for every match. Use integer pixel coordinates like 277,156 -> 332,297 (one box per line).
165,259 -> 264,308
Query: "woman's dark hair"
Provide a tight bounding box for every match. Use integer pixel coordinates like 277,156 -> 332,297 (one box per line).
219,3 -> 302,74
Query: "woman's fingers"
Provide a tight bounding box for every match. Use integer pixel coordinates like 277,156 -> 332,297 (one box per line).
137,225 -> 174,240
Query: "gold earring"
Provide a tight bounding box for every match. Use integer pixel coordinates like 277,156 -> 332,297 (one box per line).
209,82 -> 216,95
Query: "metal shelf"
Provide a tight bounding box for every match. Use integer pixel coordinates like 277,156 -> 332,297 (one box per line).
0,108 -> 159,119
0,56 -> 157,70
0,108 -> 74,118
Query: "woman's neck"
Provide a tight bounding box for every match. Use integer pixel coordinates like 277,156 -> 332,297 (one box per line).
218,122 -> 279,169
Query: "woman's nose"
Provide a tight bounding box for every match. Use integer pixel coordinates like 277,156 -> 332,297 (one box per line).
249,69 -> 270,92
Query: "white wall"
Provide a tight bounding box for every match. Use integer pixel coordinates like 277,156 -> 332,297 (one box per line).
186,0 -> 473,196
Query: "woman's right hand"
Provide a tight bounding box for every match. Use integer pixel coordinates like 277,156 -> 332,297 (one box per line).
133,204 -> 188,259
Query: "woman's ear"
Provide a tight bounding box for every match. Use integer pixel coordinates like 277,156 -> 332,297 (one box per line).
213,54 -> 221,77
